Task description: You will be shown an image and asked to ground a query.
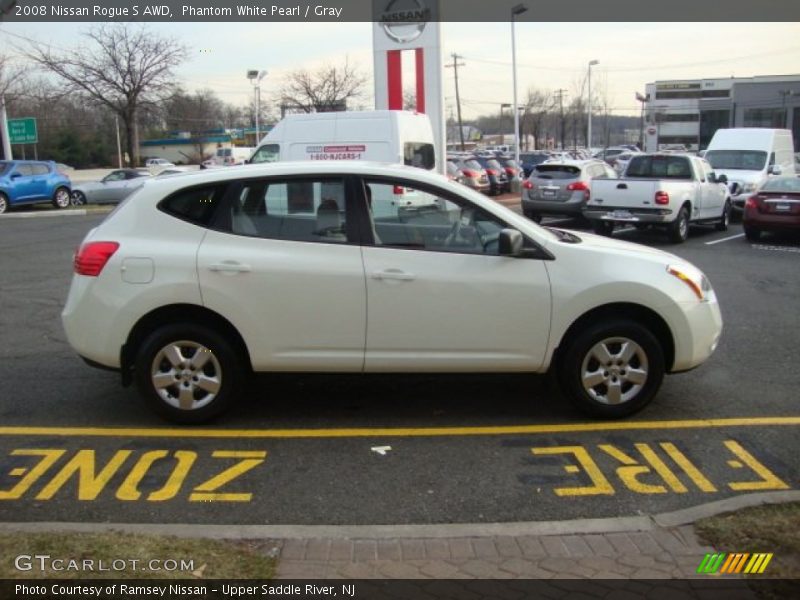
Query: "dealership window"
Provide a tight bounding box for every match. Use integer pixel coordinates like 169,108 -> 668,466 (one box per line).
655,91 -> 701,99
744,108 -> 786,128
701,89 -> 730,98
655,113 -> 699,123
699,110 -> 731,149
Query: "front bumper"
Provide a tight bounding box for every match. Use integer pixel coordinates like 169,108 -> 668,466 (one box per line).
668,293 -> 723,373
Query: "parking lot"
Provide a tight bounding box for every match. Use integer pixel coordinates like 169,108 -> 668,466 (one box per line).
0,207 -> 797,526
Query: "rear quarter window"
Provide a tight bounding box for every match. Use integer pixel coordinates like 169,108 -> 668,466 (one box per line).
158,185 -> 226,226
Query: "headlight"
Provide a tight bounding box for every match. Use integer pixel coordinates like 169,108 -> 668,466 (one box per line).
742,183 -> 757,193
667,264 -> 712,301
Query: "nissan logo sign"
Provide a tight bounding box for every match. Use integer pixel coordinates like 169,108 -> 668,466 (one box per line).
379,0 -> 430,44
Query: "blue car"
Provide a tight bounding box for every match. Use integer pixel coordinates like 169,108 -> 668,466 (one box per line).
0,160 -> 72,214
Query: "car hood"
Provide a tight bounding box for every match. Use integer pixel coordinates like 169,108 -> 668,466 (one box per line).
544,227 -> 684,264
712,169 -> 764,183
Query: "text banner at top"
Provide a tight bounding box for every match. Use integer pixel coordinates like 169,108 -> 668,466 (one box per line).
3,0 -> 800,22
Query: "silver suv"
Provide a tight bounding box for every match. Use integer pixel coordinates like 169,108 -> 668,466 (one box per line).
521,160 -> 617,222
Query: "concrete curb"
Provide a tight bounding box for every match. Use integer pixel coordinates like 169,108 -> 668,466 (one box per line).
1,491 -> 797,540
0,208 -> 113,219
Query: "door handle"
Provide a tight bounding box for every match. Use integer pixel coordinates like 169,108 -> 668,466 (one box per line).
209,261 -> 252,273
616,183 -> 628,189
370,269 -> 415,282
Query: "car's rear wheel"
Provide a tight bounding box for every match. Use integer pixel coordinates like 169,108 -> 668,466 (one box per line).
668,206 -> 690,243
0,193 -> 8,214
715,200 -> 731,232
70,191 -> 87,206
52,187 -> 71,209
744,226 -> 761,242
592,220 -> 615,236
134,323 -> 245,424
557,319 -> 665,418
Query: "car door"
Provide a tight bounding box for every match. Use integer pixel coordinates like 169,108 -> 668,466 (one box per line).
8,164 -> 35,201
359,177 -> 552,372
698,159 -> 724,218
197,175 -> 367,371
29,163 -> 51,199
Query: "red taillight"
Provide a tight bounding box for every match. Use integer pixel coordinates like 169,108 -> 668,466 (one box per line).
655,191 -> 670,205
74,242 -> 119,276
486,168 -> 498,176
505,167 -> 516,176
393,185 -> 405,195
746,194 -> 766,211
522,180 -> 534,190
462,169 -> 476,178
566,181 -> 588,191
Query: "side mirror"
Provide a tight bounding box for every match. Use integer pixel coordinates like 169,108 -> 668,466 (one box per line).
10,172 -> 21,179
498,229 -> 523,257
769,165 -> 782,176
716,174 -> 728,185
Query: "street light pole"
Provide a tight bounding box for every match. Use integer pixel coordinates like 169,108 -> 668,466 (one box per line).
0,95 -> 12,161
247,69 -> 268,146
511,3 -> 527,166
587,60 -> 598,150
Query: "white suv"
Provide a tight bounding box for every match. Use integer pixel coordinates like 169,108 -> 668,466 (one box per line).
62,162 -> 722,423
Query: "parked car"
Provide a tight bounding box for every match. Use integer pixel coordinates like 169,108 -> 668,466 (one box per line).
0,160 -> 71,214
522,160 -> 617,222
743,176 -> 800,241
500,158 -> 523,180
62,161 -> 722,423
612,151 -> 645,176
145,158 -> 175,168
518,152 -> 552,178
471,156 -> 509,195
446,160 -> 465,185
585,154 -> 731,242
455,158 -> 490,194
70,169 -> 151,205
594,147 -> 630,165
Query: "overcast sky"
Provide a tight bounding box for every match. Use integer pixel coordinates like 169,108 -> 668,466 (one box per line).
2,21 -> 799,118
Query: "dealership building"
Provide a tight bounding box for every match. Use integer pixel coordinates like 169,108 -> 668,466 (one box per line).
642,74 -> 800,152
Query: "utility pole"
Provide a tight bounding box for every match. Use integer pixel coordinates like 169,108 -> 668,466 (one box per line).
0,95 -> 12,161
445,53 -> 466,151
554,89 -> 568,150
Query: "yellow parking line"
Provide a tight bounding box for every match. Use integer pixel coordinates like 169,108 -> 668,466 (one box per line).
0,417 -> 798,440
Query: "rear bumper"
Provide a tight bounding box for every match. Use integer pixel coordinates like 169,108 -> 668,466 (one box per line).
583,205 -> 675,224
744,207 -> 800,231
522,193 -> 585,216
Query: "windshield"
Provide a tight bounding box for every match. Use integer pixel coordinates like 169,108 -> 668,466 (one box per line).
705,150 -> 767,171
250,144 -> 280,164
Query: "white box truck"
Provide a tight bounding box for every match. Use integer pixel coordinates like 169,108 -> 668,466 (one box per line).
704,128 -> 796,213
248,110 -> 436,171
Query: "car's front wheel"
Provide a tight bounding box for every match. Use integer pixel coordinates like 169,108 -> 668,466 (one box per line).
70,191 -> 87,206
134,323 -> 245,423
0,192 -> 8,215
52,187 -> 71,209
557,319 -> 665,418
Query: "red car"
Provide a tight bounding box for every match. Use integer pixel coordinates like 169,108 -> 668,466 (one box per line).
743,177 -> 800,241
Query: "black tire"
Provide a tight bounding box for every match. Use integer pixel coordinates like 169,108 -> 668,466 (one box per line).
715,200 -> 731,232
70,191 -> 87,206
592,220 -> 615,236
134,323 -> 245,424
668,206 -> 690,243
523,210 -> 542,224
557,319 -> 665,419
744,226 -> 761,242
0,192 -> 8,215
52,186 -> 71,209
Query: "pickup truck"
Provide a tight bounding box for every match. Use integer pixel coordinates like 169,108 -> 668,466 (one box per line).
583,154 -> 731,243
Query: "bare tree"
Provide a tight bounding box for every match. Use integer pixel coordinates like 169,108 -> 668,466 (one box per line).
0,53 -> 25,98
25,24 -> 188,166
520,88 -> 554,150
276,58 -> 368,114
